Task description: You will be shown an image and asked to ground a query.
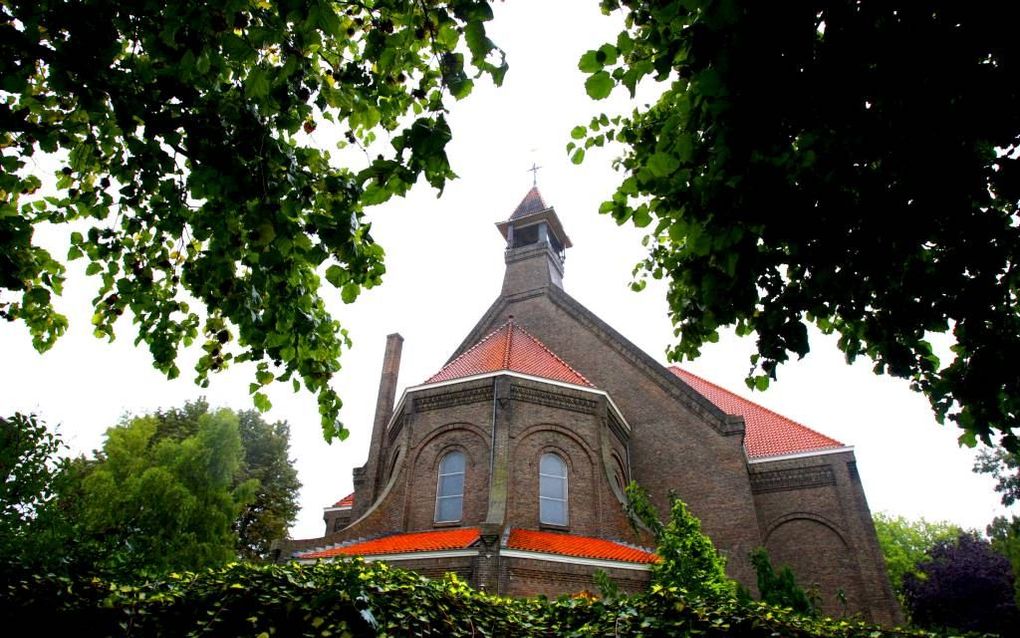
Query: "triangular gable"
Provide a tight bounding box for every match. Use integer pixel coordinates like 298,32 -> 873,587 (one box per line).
426,319 -> 594,388
668,367 -> 846,460
445,287 -> 737,436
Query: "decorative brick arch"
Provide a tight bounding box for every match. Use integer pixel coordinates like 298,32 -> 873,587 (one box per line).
511,423 -> 597,465
763,511 -> 850,548
763,511 -> 864,617
510,423 -> 602,534
407,422 -> 491,529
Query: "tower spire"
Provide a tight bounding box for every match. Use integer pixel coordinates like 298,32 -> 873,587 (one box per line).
495,188 -> 573,295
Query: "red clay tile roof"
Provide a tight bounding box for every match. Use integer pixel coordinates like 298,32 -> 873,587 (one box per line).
667,367 -> 846,460
331,492 -> 354,509
298,527 -> 656,564
426,319 -> 594,388
510,186 -> 549,219
507,529 -> 658,564
297,528 -> 481,560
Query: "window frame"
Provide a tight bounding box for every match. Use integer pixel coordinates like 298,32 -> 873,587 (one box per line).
538,452 -> 569,527
434,450 -> 466,524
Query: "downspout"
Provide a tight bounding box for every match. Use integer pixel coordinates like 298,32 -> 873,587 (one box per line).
490,376 -> 498,484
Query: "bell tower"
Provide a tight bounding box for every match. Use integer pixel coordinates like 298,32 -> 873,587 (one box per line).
496,186 -> 573,295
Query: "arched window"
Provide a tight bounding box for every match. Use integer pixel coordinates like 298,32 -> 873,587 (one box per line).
434,450 -> 465,523
539,453 -> 568,526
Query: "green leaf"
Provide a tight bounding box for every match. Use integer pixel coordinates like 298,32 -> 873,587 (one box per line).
578,51 -> 601,73
570,148 -> 585,165
584,71 -> 614,100
253,392 -> 272,412
196,51 -> 211,74
325,265 -> 346,288
245,68 -> 270,99
647,153 -> 680,178
570,126 -> 586,140
340,283 -> 359,304
598,44 -> 618,67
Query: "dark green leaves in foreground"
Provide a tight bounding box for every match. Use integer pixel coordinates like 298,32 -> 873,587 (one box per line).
0,560 -> 957,638
0,0 -> 506,441
577,1 -> 1020,450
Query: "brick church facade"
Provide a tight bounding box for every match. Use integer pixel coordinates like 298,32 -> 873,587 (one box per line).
278,187 -> 900,624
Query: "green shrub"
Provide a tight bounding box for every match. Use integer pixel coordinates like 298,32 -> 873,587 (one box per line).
0,560 -> 971,637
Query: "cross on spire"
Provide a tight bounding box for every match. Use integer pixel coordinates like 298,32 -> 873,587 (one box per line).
527,162 -> 542,187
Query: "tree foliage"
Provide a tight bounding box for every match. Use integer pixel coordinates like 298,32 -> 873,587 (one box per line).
625,482 -> 733,599
902,531 -> 1019,634
1,0 -> 506,441
0,412 -> 84,566
974,446 -> 1020,507
748,547 -> 818,617
871,513 -> 961,599
987,515 -> 1020,607
974,446 -> 1020,604
0,413 -> 63,538
577,1 -> 1020,449
72,409 -> 256,578
150,399 -> 302,560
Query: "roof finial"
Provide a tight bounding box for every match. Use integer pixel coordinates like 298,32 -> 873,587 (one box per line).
527,162 -> 541,187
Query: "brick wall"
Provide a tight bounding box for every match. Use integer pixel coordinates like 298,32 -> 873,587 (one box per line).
751,451 -> 902,624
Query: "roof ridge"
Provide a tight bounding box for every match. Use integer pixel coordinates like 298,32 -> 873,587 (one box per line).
669,366 -> 844,447
502,320 -> 514,369
510,322 -> 594,387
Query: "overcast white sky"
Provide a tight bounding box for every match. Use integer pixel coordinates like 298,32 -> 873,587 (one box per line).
1,0 -> 1012,540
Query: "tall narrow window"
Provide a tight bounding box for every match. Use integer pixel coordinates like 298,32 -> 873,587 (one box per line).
435,451 -> 465,523
539,453 -> 568,526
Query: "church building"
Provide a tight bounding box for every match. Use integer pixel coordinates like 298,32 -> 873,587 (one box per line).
279,187 -> 900,624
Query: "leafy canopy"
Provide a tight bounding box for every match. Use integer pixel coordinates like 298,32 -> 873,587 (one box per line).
1,0 -> 505,441
0,413 -> 69,560
974,447 -> 1020,604
149,399 -> 302,560
902,532 -> 1020,634
870,513 -> 961,600
576,1 -> 1020,449
80,409 -> 257,578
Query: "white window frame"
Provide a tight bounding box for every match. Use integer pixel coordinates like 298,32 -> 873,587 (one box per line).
434,450 -> 465,523
539,452 -> 568,526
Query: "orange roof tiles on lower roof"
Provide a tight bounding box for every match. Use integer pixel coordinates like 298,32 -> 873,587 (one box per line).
426,319 -> 594,388
506,529 -> 658,565
668,367 -> 846,460
331,492 -> 354,508
297,527 -> 480,560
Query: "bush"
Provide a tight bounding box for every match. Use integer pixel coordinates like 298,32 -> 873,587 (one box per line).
903,531 -> 1019,634
0,560 -> 974,638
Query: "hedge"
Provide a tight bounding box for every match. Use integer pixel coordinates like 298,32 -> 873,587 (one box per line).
0,560 -> 991,637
